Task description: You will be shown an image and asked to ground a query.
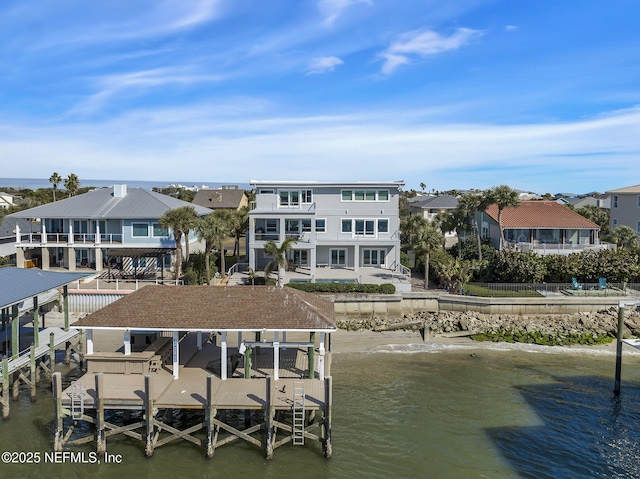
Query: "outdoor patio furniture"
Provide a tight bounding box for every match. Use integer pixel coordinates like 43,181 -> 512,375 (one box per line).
571,278 -> 583,290
599,277 -> 607,289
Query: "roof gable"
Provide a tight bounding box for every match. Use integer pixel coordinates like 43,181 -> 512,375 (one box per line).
485,201 -> 600,229
606,184 -> 640,194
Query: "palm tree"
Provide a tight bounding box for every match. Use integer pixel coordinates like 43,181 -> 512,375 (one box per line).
180,206 -> 200,262
435,206 -> 473,258
264,237 -> 297,287
610,225 -> 638,250
195,212 -> 230,285
64,173 -> 80,197
458,192 -> 493,261
49,172 -> 62,201
159,206 -> 197,278
228,207 -> 249,258
489,185 -> 521,249
402,215 -> 444,289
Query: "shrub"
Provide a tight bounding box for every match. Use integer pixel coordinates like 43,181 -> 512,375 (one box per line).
285,283 -> 396,294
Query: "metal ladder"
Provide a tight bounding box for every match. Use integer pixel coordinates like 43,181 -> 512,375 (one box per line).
292,381 -> 305,445
69,381 -> 86,420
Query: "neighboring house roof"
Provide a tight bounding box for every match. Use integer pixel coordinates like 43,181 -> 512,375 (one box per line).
74,285 -> 336,331
8,185 -> 212,219
0,217 -> 39,239
606,184 -> 640,194
0,267 -> 89,309
485,201 -> 600,229
410,194 -> 459,210
192,188 -> 247,210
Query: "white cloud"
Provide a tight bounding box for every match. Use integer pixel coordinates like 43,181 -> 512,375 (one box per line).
306,56 -> 344,74
505,25 -> 518,31
318,0 -> 372,26
379,27 -> 483,74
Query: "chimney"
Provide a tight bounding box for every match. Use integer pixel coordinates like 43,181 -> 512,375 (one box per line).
114,184 -> 127,198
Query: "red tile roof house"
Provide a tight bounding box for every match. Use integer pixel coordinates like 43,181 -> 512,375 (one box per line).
480,201 -> 610,255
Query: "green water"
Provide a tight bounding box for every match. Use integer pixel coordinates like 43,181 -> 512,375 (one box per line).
2,345 -> 640,479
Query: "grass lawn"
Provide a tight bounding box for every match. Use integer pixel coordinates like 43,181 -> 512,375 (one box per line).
463,283 -> 544,298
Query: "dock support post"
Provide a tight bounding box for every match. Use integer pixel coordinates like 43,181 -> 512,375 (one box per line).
144,374 -> 154,457
95,373 -> 106,454
49,332 -> 56,376
244,346 -> 252,379
308,332 -> 315,379
53,372 -> 63,451
206,375 -> 217,458
33,296 -> 39,348
2,358 -> 9,419
323,376 -> 332,458
221,332 -> 228,380
76,330 -> 84,369
65,341 -> 71,366
30,345 -> 36,401
11,305 -> 18,360
614,305 -> 625,395
63,285 -> 69,332
265,376 -> 274,460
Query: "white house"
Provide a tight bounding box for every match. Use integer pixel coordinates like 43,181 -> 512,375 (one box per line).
248,181 -> 405,280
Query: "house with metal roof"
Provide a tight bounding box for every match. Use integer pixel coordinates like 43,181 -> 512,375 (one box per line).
8,184 -> 212,273
192,186 -> 249,211
480,200 -> 609,255
607,184 -> 640,237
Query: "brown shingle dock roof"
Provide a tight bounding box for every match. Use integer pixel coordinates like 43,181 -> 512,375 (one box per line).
74,285 -> 336,332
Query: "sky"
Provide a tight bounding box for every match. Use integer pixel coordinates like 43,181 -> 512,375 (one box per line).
1,0 -> 640,194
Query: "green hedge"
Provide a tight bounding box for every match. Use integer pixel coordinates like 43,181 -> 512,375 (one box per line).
285,283 -> 396,294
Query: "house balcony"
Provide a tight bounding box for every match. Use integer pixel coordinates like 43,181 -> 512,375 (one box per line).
18,232 -> 124,245
509,241 -> 616,256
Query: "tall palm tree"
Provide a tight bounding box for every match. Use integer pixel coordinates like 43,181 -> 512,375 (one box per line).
264,237 -> 297,287
489,185 -> 521,249
159,206 -> 196,278
435,206 -> 473,258
49,172 -> 62,201
401,215 -> 444,289
180,206 -> 200,262
195,212 -> 230,285
228,207 -> 249,258
64,173 -> 80,197
458,192 -> 493,261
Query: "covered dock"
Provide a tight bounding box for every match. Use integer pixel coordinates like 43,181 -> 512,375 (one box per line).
54,285 -> 336,459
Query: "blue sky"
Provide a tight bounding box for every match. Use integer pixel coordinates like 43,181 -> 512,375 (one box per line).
1,0 -> 639,194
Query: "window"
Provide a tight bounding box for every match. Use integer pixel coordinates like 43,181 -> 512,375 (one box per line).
266,219 -> 278,232
331,249 -> 346,266
301,219 -> 312,232
378,219 -> 389,233
613,195 -> 618,208
612,219 -> 618,228
285,219 -> 300,234
363,249 -> 386,266
315,219 -> 326,232
342,189 -> 389,201
279,191 -> 300,207
637,221 -> 640,234
301,190 -> 312,203
132,223 -> 149,237
341,219 -> 352,233
259,189 -> 274,194
153,223 -> 168,237
637,196 -> 640,208
354,219 -> 375,236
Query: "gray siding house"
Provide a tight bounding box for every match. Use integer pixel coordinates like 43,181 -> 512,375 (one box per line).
607,184 -> 640,236
248,181 -> 404,280
9,185 -> 211,272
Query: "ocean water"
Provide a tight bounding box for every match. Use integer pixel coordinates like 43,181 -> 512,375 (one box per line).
0,177 -> 251,191
1,345 -> 640,479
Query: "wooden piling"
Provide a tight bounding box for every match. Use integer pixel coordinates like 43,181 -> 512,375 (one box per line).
265,376 -> 274,460
206,375 -> 217,458
33,297 -> 39,348
2,357 -> 9,419
30,345 -> 36,401
144,374 -> 154,457
614,305 -> 625,395
65,341 -> 71,366
244,346 -> 252,379
49,332 -> 56,375
323,376 -> 332,458
53,372 -> 63,451
95,372 -> 106,454
11,305 -> 18,360
63,285 -> 70,332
